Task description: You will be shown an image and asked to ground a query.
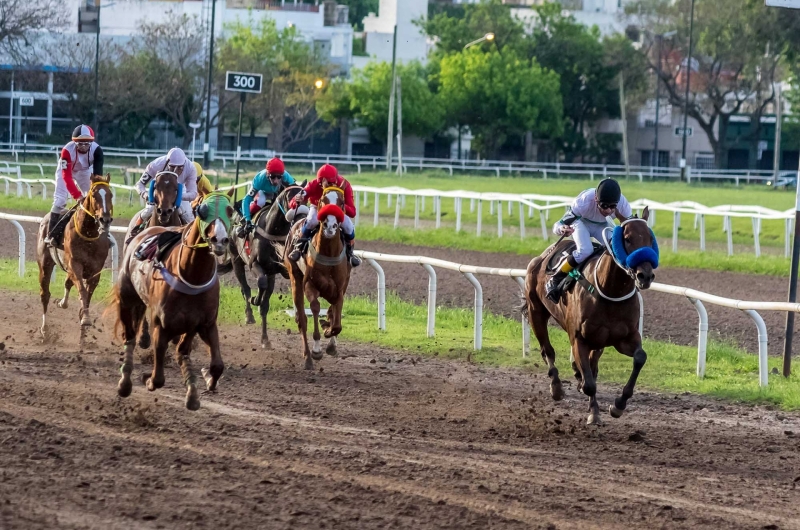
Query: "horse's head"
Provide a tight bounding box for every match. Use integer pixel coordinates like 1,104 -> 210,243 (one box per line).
195,189 -> 234,256
87,174 -> 113,234
317,186 -> 345,240
613,206 -> 657,290
152,171 -> 180,224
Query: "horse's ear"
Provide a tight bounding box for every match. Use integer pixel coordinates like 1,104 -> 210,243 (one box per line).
642,206 -> 650,222
227,187 -> 235,198
614,209 -> 627,224
300,179 -> 307,187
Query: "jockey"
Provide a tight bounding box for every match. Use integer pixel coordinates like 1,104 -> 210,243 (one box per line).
135,148 -> 198,225
44,125 -> 105,247
193,162 -> 215,196
239,157 -> 295,237
288,163 -> 360,267
546,178 -> 632,302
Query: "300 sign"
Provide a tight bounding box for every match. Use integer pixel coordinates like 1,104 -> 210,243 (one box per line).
225,71 -> 263,94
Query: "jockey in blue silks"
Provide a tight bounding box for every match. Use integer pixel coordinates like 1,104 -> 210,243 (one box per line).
238,157 -> 295,237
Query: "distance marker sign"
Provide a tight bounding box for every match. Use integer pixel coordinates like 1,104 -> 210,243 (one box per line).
225,71 -> 263,94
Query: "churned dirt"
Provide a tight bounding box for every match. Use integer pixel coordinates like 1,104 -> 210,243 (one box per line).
0,290 -> 800,529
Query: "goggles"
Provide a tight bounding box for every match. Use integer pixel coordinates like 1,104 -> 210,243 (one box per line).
599,202 -> 617,210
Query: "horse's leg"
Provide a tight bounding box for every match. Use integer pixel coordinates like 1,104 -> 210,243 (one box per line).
259,274 -> 275,350
138,316 -> 151,350
232,254 -> 255,325
198,323 -> 225,392
590,349 -> 603,381
609,337 -> 647,419
145,323 -> 168,391
290,275 -> 312,370
309,296 -> 323,361
38,255 -> 55,339
573,339 -> 601,426
56,276 -> 73,309
68,263 -> 92,328
527,296 -> 563,401
78,273 -> 102,349
250,262 -> 268,306
117,306 -> 137,398
175,331 -> 200,411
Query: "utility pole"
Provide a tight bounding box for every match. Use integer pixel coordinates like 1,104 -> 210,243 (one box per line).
680,0 -> 696,181
233,92 -> 246,203
386,25 -> 398,172
202,0 -> 217,168
773,83 -> 783,186
653,34 -> 662,171
619,73 -> 630,177
93,0 -> 101,132
395,76 -> 403,175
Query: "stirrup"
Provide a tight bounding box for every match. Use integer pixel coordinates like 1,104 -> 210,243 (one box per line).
288,238 -> 309,262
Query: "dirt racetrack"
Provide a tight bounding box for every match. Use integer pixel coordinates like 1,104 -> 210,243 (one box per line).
1,290 -> 800,529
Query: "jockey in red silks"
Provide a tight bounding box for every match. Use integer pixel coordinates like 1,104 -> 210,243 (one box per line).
44,124 -> 105,247
287,164 -> 360,267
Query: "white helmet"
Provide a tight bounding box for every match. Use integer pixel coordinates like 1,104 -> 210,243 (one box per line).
166,147 -> 187,167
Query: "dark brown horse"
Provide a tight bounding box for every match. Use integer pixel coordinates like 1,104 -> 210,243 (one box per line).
283,187 -> 351,370
114,190 -> 233,410
523,207 -> 657,425
37,174 -> 114,347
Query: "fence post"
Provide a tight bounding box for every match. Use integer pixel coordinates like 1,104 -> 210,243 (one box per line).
373,192 -> 379,227
414,196 -> 420,229
518,203 -> 525,239
497,200 -> 503,238
743,309 -> 769,387
8,219 -> 25,277
477,199 -> 482,237
463,272 -> 483,350
786,217 -> 792,258
365,257 -> 386,331
435,196 -> 441,229
725,216 -> 733,256
699,214 -> 706,252
672,211 -> 679,253
422,263 -> 437,338
456,198 -> 462,233
470,198 -> 475,213
109,235 -> 118,283
515,277 -> 530,358
752,217 -> 761,258
539,211 -> 548,241
394,195 -> 401,229
688,297 -> 709,379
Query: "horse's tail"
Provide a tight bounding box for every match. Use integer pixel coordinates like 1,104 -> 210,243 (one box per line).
517,289 -> 529,319
102,281 -> 125,341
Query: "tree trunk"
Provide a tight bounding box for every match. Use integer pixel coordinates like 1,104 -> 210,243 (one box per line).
525,131 -> 535,162
715,116 -> 730,170
339,119 -> 349,156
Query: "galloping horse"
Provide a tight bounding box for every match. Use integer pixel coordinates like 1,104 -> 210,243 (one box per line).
226,183 -> 305,348
123,171 -> 184,350
283,187 -> 351,370
37,174 -> 114,347
523,207 -> 657,425
114,190 -> 233,410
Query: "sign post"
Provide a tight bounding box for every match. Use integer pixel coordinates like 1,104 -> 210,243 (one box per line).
19,97 -> 32,163
766,0 -> 800,376
225,71 -> 263,202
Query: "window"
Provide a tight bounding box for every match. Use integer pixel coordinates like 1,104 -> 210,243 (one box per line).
694,153 -> 715,170
641,150 -> 669,168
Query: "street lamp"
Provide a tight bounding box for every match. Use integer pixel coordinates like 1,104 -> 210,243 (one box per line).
680,0 -> 696,181
311,79 -> 325,154
464,33 -> 495,49
189,122 -> 201,161
314,78 -> 324,90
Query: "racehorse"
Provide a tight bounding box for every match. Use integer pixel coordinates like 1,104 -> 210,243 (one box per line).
225,183 -> 305,349
522,207 -> 657,425
114,190 -> 233,410
283,187 -> 351,370
37,174 -> 114,347
123,171 -> 184,351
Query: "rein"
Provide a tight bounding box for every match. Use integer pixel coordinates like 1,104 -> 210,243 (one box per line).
73,181 -> 111,241
590,217 -> 649,302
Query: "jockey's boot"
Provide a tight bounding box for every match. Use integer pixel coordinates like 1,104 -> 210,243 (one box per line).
545,252 -> 578,303
288,236 -> 310,262
44,213 -> 62,249
346,240 -> 361,267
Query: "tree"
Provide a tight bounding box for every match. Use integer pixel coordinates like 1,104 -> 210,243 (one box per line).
344,61 -> 444,145
627,0 -> 797,168
438,49 -> 563,159
216,17 -> 331,151
0,0 -> 68,61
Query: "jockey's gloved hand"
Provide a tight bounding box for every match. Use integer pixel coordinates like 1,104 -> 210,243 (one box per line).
245,220 -> 254,233
140,191 -> 149,201
556,224 -> 574,236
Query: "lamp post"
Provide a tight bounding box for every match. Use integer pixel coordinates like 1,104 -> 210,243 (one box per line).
311,79 -> 324,154
679,0 -> 696,181
189,122 -> 201,161
202,0 -> 217,168
464,32 -> 495,50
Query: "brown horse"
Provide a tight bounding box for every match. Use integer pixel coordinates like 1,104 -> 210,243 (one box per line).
283,187 -> 351,370
124,171 -> 182,253
114,190 -> 233,410
37,174 -> 114,347
523,207 -> 657,425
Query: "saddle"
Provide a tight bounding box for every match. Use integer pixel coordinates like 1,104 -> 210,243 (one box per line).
546,241 -> 605,295
49,209 -> 76,249
134,230 -> 182,262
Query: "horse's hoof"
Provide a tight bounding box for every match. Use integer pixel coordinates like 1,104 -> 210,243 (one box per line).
138,335 -> 151,350
185,385 -> 201,411
261,340 -> 272,350
80,316 -> 91,327
304,358 -> 314,371
145,377 -> 158,392
117,376 -> 132,398
609,404 -> 624,419
311,349 -> 323,361
56,299 -> 67,309
550,382 -> 565,401
246,314 -> 256,325
140,373 -> 150,386
326,343 -> 337,356
586,413 -> 603,426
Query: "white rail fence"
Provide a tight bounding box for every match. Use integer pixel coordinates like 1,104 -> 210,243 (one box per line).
0,210 -> 788,387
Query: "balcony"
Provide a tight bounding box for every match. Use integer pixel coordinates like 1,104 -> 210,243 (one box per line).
226,0 -> 320,11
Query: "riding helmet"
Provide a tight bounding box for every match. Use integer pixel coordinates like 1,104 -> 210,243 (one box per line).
596,178 -> 621,204
72,124 -> 95,142
166,147 -> 187,167
317,163 -> 339,184
266,157 -> 285,175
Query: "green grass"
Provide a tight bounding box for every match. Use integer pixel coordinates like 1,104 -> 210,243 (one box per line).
3,257 -> 799,410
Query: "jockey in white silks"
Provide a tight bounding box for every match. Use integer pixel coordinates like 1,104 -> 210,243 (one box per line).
134,147 -> 198,225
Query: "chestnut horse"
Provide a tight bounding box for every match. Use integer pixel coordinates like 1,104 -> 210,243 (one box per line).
523,207 -> 658,425
123,171 -> 184,350
37,174 -> 114,347
114,190 -> 233,410
226,183 -> 305,349
283,187 -> 351,370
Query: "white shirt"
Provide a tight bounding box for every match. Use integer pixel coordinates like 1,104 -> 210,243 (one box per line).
568,188 -> 632,224
135,154 -> 198,201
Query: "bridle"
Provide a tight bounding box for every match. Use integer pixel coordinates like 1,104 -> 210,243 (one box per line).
596,217 -> 649,302
74,181 -> 112,241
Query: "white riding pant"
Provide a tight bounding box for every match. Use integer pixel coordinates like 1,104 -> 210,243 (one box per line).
305,205 -> 355,238
571,219 -> 612,264
51,170 -> 92,213
140,200 -> 195,224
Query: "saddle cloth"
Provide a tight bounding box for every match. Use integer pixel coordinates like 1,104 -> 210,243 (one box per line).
134,230 -> 182,262
546,241 -> 605,295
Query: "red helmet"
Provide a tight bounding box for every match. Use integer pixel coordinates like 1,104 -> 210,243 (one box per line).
266,157 -> 285,175
317,163 -> 340,186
